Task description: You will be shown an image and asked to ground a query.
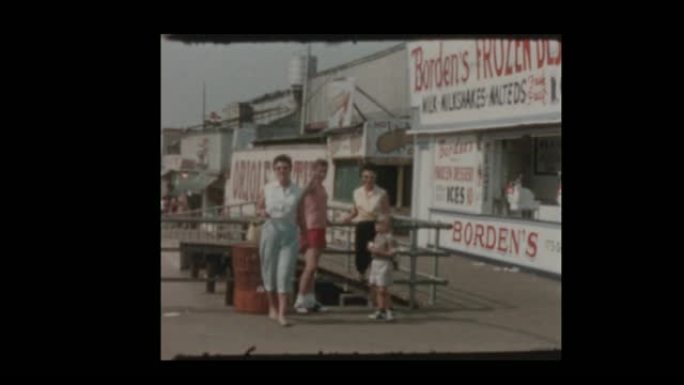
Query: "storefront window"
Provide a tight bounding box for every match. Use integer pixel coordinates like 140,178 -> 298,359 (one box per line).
333,161 -> 361,203
373,165 -> 398,207
486,134 -> 561,222
534,137 -> 562,176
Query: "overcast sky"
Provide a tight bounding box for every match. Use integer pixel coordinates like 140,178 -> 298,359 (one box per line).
161,37 -> 404,128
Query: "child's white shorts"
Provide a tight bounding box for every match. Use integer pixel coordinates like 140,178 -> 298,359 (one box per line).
369,259 -> 393,287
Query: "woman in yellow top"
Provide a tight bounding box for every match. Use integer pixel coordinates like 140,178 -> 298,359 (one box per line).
342,164 -> 391,281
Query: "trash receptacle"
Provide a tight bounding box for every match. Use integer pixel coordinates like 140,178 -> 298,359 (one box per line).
232,242 -> 269,314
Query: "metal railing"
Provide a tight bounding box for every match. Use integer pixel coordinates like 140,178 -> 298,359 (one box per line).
162,203 -> 453,309
391,215 -> 453,307
162,201 -> 257,243
324,207 -> 453,308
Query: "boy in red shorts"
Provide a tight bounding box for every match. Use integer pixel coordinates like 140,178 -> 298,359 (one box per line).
295,159 -> 330,313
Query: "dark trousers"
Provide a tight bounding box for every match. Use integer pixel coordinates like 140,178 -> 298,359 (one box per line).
354,221 -> 376,275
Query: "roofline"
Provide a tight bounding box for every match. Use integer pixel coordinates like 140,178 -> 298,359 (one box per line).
314,42 -> 406,77
252,134 -> 326,146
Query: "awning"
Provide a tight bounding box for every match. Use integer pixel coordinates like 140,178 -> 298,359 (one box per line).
322,122 -> 365,136
173,173 -> 218,194
252,133 -> 326,146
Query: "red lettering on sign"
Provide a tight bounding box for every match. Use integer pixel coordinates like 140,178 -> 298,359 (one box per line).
498,227 -> 508,253
485,225 -> 497,250
514,40 -> 522,73
536,40 -> 547,70
482,40 -> 493,80
474,224 -> 485,248
412,43 -> 473,91
434,166 -> 451,181
473,39 -> 553,81
522,40 -> 532,72
453,221 -> 462,242
462,51 -> 469,83
411,46 -> 425,92
476,41 -> 482,81
450,219 -> 544,260
493,40 -> 505,77
505,39 -> 514,75
526,232 -> 538,258
510,228 -> 520,256
464,222 -> 473,246
435,42 -> 443,87
548,40 -> 561,66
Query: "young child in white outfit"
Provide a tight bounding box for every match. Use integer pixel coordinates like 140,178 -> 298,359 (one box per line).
367,215 -> 398,321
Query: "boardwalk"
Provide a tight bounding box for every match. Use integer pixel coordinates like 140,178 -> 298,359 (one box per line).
161,239 -> 561,359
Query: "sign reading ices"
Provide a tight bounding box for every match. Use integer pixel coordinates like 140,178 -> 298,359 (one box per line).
433,134 -> 484,214
408,39 -> 561,127
431,211 -> 561,275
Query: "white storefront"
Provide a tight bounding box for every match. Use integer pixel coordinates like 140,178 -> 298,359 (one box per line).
408,38 -> 561,276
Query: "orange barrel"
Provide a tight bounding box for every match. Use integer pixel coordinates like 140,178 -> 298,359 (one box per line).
231,242 -> 269,314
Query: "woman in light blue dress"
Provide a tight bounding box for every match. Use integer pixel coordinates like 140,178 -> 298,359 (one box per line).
256,154 -> 303,327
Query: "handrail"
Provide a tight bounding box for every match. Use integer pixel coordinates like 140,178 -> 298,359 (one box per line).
162,205 -> 452,309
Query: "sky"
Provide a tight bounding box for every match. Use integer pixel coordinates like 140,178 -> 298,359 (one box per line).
161,37 -> 404,128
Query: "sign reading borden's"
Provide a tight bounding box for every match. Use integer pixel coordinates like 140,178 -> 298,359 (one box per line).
431,211 -> 561,275
408,39 -> 561,127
